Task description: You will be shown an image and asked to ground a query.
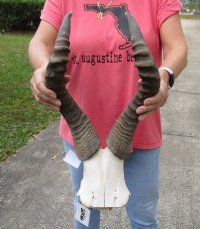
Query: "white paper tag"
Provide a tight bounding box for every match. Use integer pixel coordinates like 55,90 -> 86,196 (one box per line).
63,149 -> 81,169
75,203 -> 90,227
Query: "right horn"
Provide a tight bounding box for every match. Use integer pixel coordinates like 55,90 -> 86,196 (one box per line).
106,13 -> 160,159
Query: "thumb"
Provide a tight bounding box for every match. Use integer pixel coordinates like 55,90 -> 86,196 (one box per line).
64,74 -> 71,84
137,79 -> 142,89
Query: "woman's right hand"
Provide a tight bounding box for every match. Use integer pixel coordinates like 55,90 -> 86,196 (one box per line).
30,66 -> 61,111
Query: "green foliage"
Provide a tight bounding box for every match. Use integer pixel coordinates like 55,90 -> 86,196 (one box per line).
180,14 -> 200,19
0,34 -> 59,161
0,0 -> 44,31
186,2 -> 195,10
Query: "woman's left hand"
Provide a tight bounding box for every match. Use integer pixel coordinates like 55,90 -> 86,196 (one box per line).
136,78 -> 169,121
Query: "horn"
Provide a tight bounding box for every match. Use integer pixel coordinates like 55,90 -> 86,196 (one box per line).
45,13 -> 100,161
106,13 -> 160,159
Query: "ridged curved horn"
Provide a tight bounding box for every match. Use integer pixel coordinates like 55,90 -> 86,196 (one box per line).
45,13 -> 100,161
106,13 -> 160,159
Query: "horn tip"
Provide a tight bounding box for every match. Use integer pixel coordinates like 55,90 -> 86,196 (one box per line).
63,12 -> 73,23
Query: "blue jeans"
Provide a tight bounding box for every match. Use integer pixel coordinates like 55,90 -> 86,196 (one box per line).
63,140 -> 160,229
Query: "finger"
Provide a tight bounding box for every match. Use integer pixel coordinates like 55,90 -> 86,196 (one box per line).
35,80 -> 57,99
34,91 -> 60,112
137,79 -> 142,90
64,74 -> 71,83
137,79 -> 142,86
36,92 -> 61,108
33,84 -> 61,108
38,99 -> 60,112
143,91 -> 163,106
136,103 -> 159,115
138,109 -> 157,121
143,94 -> 161,106
31,66 -> 58,99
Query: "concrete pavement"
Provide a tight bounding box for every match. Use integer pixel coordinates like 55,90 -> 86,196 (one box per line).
0,19 -> 200,229
158,19 -> 200,229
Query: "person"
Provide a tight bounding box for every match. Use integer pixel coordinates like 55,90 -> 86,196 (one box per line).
29,0 -> 187,228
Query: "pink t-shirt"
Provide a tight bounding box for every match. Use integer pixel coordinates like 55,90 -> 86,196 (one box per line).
41,0 -> 182,149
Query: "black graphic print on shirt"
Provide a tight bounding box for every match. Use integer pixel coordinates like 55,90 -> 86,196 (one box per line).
84,3 -> 131,50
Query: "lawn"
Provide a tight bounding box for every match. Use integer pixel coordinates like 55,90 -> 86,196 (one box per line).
0,34 -> 59,161
180,14 -> 200,20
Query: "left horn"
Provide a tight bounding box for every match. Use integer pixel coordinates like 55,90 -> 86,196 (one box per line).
45,13 -> 100,161
106,13 -> 160,159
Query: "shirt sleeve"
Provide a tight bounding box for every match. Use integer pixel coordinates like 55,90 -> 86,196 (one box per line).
40,0 -> 63,31
157,0 -> 182,29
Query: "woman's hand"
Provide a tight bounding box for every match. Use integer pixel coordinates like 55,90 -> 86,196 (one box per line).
136,78 -> 169,121
30,66 -> 61,111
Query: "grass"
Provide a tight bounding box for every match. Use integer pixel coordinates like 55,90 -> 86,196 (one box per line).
180,14 -> 200,20
0,34 -> 59,161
